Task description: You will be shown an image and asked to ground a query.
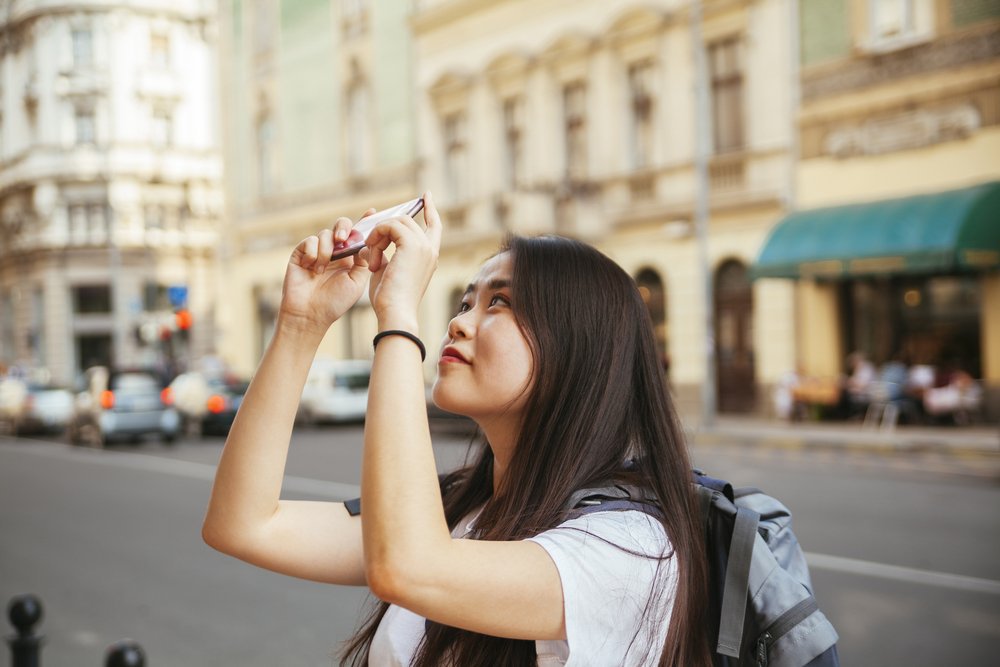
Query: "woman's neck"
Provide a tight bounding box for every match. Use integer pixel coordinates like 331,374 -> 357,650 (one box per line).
479,417 -> 518,493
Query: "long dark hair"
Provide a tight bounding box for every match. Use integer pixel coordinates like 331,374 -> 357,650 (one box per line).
342,235 -> 709,666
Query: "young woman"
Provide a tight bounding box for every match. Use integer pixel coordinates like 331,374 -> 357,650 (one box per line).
202,192 -> 710,666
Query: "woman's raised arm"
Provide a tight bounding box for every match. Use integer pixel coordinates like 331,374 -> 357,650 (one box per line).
202,216 -> 372,585
359,193 -> 567,639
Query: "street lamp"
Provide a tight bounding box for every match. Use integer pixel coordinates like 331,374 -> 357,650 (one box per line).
691,0 -> 717,428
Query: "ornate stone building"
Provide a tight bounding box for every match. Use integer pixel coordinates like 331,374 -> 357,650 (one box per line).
411,0 -> 799,418
0,0 -> 223,384
216,0 -> 418,375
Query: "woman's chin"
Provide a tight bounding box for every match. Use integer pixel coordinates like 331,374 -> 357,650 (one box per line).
430,384 -> 463,416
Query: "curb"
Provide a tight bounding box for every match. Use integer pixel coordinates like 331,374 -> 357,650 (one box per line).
687,426 -> 1000,482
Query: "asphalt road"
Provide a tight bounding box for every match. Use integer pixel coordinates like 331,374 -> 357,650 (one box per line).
1,425 -> 998,666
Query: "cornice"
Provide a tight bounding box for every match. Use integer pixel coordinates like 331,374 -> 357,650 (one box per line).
0,0 -> 214,34
411,0 -> 513,36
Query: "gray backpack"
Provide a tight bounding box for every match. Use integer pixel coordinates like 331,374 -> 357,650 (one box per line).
567,470 -> 840,667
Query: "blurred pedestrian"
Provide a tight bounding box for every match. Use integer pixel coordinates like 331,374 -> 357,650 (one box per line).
844,351 -> 875,418
202,192 -> 710,666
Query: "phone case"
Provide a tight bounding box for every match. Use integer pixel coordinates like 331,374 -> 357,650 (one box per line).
331,197 -> 425,260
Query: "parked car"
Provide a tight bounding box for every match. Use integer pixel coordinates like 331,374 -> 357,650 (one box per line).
67,367 -> 180,447
0,377 -> 74,436
297,359 -> 371,425
170,372 -> 249,437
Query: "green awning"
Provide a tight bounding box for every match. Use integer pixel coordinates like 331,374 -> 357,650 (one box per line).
752,181 -> 1000,279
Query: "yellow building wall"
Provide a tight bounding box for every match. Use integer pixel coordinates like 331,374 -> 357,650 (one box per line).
796,281 -> 843,379
798,128 -> 1000,208
982,272 -> 1000,383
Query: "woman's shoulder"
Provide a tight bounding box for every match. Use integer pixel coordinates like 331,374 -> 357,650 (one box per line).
528,508 -> 670,558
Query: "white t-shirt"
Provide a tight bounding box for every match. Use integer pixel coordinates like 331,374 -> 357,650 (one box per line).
369,509 -> 676,666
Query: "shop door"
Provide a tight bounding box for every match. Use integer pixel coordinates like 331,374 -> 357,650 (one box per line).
715,260 -> 756,413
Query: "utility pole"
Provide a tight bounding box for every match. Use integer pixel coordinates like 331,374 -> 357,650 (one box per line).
691,0 -> 716,428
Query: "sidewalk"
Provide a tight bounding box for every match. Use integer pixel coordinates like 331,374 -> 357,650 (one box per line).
684,414 -> 1000,456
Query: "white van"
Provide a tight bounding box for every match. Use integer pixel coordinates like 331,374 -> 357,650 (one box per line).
298,359 -> 372,425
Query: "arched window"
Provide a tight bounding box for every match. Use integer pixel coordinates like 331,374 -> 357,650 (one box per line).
635,268 -> 668,377
346,62 -> 371,176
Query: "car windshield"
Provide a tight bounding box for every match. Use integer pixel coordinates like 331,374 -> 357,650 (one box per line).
111,373 -> 160,393
334,372 -> 370,390
208,379 -> 249,394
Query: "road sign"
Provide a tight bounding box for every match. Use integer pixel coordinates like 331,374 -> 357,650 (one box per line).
167,285 -> 188,307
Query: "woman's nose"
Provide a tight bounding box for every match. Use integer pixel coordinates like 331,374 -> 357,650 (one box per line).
448,311 -> 473,339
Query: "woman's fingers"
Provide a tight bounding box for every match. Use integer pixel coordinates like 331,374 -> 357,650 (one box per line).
332,216 -> 353,245
422,191 -> 442,252
298,235 -> 320,270
316,228 -> 335,273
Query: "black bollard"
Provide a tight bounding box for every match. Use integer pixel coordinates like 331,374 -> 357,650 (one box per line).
105,640 -> 145,667
6,594 -> 44,667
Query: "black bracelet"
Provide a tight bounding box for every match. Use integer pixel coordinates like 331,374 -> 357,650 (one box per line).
373,329 -> 426,361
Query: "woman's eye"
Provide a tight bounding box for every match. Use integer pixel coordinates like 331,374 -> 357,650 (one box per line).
489,294 -> 510,307
457,301 -> 471,314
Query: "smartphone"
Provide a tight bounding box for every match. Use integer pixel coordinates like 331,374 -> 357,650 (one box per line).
331,197 -> 425,260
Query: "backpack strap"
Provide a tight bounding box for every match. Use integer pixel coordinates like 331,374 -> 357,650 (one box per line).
716,505 -> 761,658
566,485 -> 663,520
571,499 -> 664,520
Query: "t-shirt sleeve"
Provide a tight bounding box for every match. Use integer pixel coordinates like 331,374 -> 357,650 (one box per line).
526,510 -> 678,666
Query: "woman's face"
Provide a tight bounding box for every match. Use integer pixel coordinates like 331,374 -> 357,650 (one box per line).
431,252 -> 534,423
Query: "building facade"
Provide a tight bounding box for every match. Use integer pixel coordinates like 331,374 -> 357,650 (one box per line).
411,0 -> 799,419
0,0 -> 223,385
754,0 -> 1000,417
216,0 -> 418,376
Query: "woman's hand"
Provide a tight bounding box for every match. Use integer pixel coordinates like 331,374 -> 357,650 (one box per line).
364,191 -> 442,332
279,213 -> 375,336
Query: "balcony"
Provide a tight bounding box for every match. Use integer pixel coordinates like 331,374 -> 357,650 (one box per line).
709,152 -> 746,192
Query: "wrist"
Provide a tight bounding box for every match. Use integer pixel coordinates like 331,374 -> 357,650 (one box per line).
376,311 -> 419,336
274,314 -> 328,345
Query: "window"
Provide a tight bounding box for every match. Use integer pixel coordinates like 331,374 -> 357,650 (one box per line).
89,205 -> 107,237
75,108 -> 96,144
502,96 -> 524,189
708,39 -> 744,154
31,288 -> 45,367
563,82 -> 587,180
0,291 -> 14,361
346,82 -> 370,176
151,108 -> 172,147
76,334 -> 112,372
256,113 -> 277,195
253,0 -> 275,55
845,274 -> 981,377
443,112 -> 467,201
72,28 -> 93,68
150,32 -> 170,69
628,61 -> 655,169
343,0 -> 366,18
342,0 -> 368,37
869,0 -> 933,45
145,205 -> 165,230
144,283 -> 170,311
73,285 -> 112,314
636,268 -> 669,377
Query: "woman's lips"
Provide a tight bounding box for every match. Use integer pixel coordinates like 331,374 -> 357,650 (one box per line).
440,347 -> 470,364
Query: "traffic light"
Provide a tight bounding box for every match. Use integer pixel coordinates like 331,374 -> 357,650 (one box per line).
175,309 -> 193,331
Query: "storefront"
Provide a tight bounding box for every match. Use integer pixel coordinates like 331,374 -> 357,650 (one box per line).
753,181 -> 1000,420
